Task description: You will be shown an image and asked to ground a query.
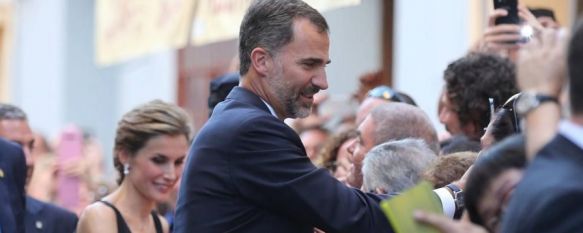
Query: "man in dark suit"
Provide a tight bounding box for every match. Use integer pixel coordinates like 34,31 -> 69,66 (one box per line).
499,20 -> 583,233
174,1 -> 395,232
24,196 -> 77,233
0,104 -> 78,233
0,138 -> 27,233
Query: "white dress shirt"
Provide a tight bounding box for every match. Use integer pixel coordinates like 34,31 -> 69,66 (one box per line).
559,120 -> 583,150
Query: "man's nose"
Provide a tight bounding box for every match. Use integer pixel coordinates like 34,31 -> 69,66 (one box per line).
313,71 -> 328,90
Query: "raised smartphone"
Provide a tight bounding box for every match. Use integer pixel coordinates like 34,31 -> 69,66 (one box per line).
56,125 -> 83,212
494,0 -> 519,25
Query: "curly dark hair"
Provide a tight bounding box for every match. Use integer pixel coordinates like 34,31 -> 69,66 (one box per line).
444,53 -> 518,139
316,128 -> 357,173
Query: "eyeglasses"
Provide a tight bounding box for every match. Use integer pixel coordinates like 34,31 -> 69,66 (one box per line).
367,85 -> 404,103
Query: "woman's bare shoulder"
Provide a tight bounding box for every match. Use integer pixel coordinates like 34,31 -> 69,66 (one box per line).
77,202 -> 117,233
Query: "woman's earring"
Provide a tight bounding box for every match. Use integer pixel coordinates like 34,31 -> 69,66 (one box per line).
123,164 -> 130,175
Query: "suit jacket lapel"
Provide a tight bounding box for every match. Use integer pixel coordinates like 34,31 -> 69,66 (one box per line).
224,87 -> 307,154
226,87 -> 272,115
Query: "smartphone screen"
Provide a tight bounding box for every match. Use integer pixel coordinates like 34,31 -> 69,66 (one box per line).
56,126 -> 83,212
494,0 -> 519,25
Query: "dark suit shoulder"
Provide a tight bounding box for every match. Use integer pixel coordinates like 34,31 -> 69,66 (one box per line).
0,137 -> 27,233
26,197 -> 78,233
523,135 -> 583,184
0,137 -> 26,165
502,135 -> 583,233
199,93 -> 300,151
203,96 -> 272,132
40,201 -> 78,222
0,137 -> 20,150
513,188 -> 583,233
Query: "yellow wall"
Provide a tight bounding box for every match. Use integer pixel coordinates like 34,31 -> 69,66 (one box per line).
0,4 -> 12,102
522,0 -> 571,27
468,0 -> 488,47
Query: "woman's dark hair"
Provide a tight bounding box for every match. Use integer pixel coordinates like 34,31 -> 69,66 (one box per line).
465,135 -> 527,226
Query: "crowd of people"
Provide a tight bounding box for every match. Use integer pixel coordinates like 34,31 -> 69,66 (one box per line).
0,0 -> 581,232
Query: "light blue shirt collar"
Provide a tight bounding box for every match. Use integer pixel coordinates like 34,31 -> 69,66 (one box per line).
260,98 -> 278,118
559,120 -> 583,150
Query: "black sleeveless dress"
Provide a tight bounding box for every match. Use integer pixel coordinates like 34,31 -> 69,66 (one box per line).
98,200 -> 163,233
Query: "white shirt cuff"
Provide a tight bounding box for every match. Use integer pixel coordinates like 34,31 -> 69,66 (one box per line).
434,187 -> 455,219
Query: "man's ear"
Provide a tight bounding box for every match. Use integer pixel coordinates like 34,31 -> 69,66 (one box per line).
250,47 -> 272,77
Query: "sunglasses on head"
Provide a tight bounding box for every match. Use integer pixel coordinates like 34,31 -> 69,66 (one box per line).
367,86 -> 404,103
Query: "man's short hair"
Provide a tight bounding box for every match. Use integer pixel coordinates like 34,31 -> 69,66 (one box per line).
0,103 -> 27,121
369,102 -> 439,153
362,138 -> 436,194
443,53 -> 518,139
569,19 -> 583,114
238,0 -> 329,75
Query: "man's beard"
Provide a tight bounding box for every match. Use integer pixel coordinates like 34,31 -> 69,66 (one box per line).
269,67 -> 319,119
283,85 -> 319,119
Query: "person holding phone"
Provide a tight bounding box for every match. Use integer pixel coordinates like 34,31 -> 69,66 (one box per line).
76,100 -> 191,233
472,3 -> 543,61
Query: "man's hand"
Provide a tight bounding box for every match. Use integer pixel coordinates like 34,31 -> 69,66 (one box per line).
516,28 -> 568,160
517,5 -> 543,32
517,28 -> 567,96
475,9 -> 522,53
414,210 -> 487,233
473,6 -> 544,58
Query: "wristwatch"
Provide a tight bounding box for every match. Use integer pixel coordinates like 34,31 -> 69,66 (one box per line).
446,184 -> 464,219
515,91 -> 559,116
